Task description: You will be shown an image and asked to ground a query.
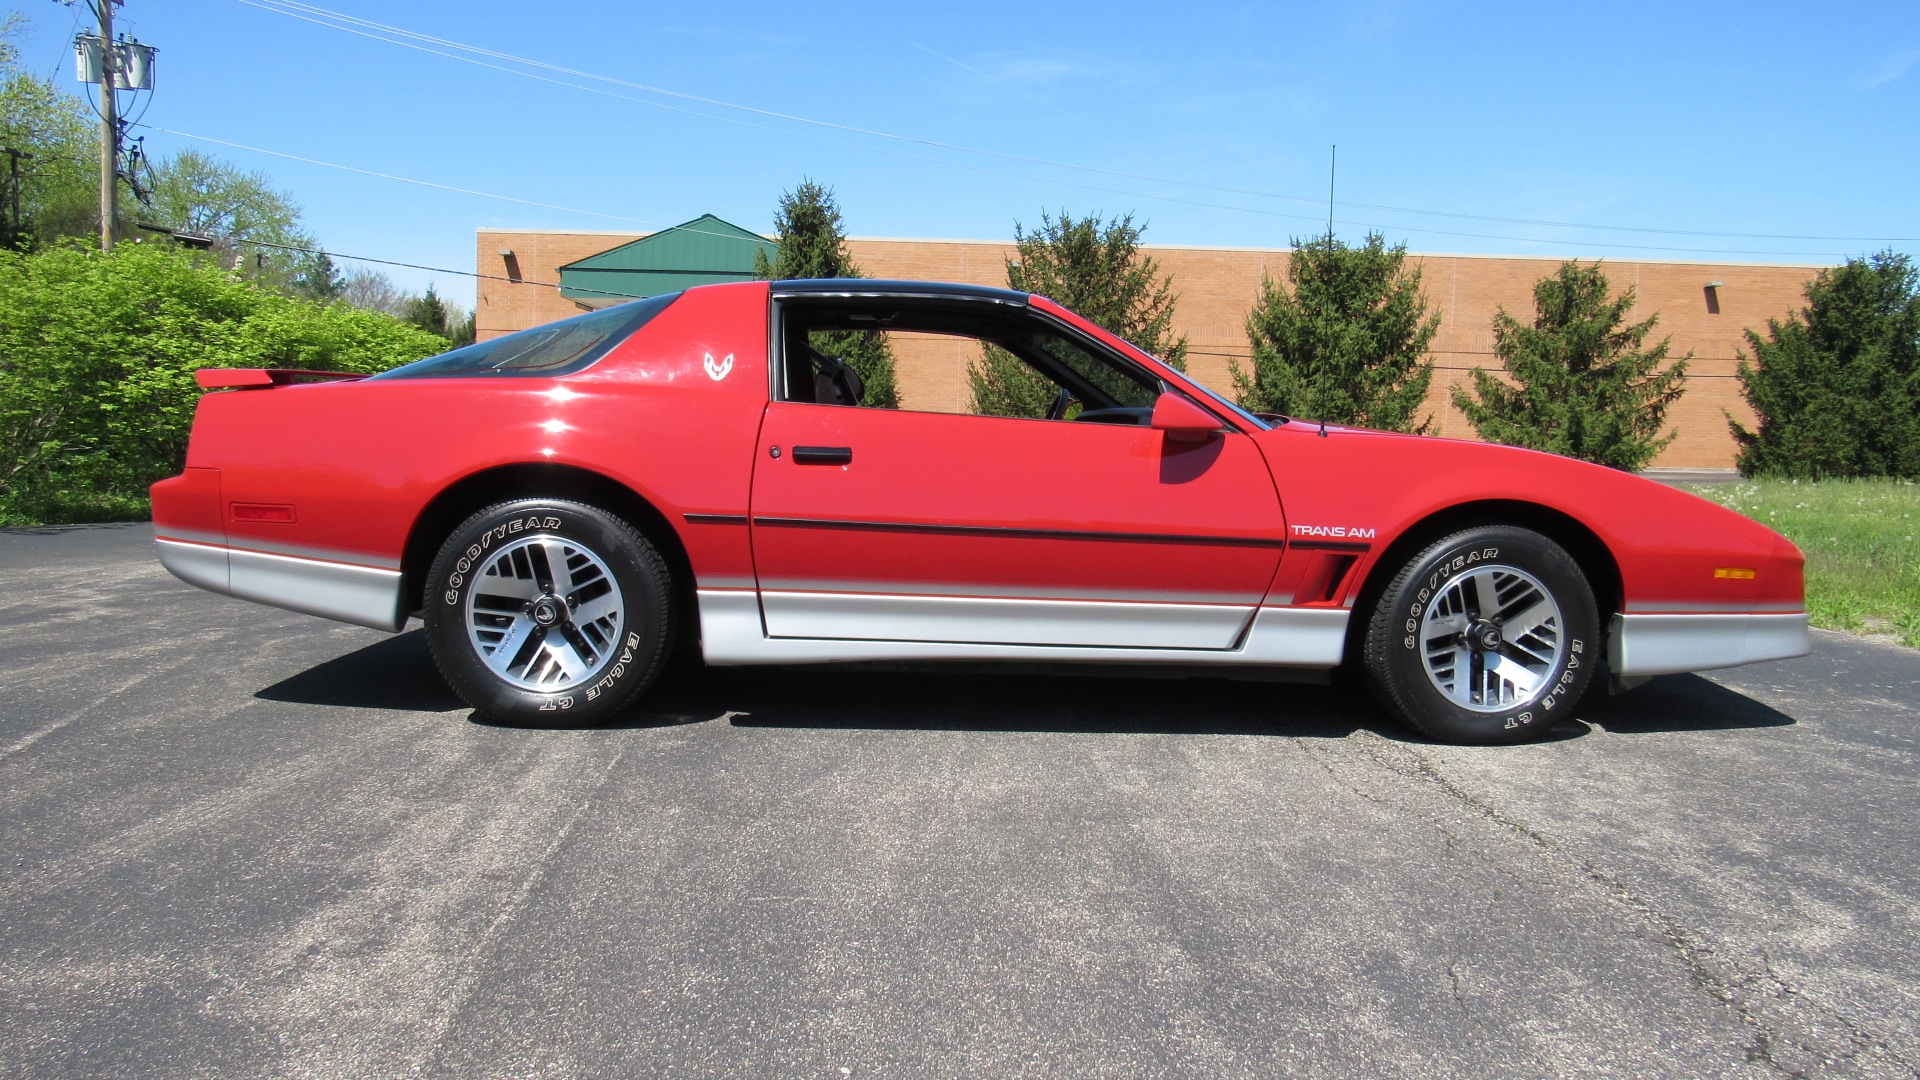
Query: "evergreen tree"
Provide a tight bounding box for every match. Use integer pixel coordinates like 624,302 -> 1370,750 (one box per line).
1233,233 -> 1439,432
969,211 -> 1186,419
446,308 -> 477,349
1451,261 -> 1690,470
402,284 -> 452,341
754,180 -> 898,408
1731,253 -> 1920,479
291,254 -> 343,303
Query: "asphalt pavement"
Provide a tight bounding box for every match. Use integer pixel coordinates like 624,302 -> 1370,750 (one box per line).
2,523 -> 1917,1080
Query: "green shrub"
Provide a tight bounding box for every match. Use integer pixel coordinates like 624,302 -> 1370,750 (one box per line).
0,242 -> 447,524
1451,261 -> 1689,470
970,210 -> 1188,419
1232,233 -> 1439,433
755,180 -> 899,409
1732,253 -> 1920,479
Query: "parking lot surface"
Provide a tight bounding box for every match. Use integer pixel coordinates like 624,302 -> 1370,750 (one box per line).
3,524 -> 1918,1079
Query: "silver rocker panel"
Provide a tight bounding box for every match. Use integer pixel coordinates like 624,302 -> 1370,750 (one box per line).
759,590 -> 1254,649
700,589 -> 1348,669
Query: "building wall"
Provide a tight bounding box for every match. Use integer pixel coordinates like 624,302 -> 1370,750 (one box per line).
478,229 -> 1820,469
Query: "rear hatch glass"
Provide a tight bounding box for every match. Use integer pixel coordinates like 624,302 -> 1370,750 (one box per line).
370,291 -> 682,380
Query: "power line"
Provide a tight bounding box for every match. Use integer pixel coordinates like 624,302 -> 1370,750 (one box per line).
146,121 -> 1853,260
140,125 -> 658,228
136,125 -> 792,250
227,235 -> 653,301
239,0 -> 1918,247
218,1 -> 1856,257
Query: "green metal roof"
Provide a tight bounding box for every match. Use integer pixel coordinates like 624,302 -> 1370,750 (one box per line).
558,213 -> 775,305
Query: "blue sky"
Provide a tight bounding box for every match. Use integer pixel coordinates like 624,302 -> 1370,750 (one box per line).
9,1 -> 1919,304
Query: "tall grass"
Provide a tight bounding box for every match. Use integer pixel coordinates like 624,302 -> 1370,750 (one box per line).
1686,478 -> 1920,649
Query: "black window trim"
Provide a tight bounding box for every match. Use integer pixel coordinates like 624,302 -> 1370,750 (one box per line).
767,286 -> 1192,420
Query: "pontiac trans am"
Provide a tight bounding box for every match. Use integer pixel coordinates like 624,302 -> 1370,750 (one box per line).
150,279 -> 1809,743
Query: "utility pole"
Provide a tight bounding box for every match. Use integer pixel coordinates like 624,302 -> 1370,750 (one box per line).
95,0 -> 118,251
73,2 -> 153,253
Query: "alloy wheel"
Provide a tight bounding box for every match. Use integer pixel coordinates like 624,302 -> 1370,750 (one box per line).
464,535 -> 624,691
1419,564 -> 1564,712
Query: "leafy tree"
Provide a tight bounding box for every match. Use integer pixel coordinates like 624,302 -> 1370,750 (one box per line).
3,28 -> 325,274
1232,233 -> 1439,433
1450,260 -> 1690,470
146,148 -> 316,286
0,242 -> 446,524
753,179 -> 898,408
969,211 -> 1188,419
1,18 -> 99,248
1732,253 -> 1920,478
340,266 -> 408,315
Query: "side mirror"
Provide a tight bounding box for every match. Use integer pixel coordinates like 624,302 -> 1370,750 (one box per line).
1150,392 -> 1221,443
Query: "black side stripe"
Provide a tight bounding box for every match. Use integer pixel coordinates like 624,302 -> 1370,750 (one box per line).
683,513 -> 750,526
1287,540 -> 1373,553
751,516 -> 1289,549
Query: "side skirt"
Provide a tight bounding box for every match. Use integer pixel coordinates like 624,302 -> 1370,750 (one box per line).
760,589 -> 1255,649
697,588 -> 1347,669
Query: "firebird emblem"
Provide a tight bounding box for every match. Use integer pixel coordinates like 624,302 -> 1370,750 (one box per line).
704,352 -> 734,381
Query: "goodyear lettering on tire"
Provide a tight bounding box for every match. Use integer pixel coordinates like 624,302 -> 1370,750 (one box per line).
1405,546 -> 1500,650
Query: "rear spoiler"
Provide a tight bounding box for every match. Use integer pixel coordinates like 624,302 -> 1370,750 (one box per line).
195,368 -> 369,389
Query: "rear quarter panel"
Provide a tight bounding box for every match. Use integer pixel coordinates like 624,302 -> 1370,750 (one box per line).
177,282 -> 770,584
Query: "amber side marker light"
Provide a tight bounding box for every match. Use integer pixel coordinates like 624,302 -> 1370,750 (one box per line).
1714,567 -> 1757,580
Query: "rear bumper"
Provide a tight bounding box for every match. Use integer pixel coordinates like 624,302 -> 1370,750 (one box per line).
155,538 -> 406,633
1609,612 -> 1811,677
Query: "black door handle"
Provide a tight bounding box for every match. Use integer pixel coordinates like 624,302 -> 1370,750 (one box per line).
792,445 -> 852,466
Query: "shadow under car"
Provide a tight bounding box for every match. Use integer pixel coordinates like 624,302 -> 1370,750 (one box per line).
255,630 -> 1798,742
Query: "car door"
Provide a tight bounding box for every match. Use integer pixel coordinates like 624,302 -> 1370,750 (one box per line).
748,296 -> 1287,650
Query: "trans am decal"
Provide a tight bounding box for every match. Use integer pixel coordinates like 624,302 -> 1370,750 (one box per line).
1291,524 -> 1377,539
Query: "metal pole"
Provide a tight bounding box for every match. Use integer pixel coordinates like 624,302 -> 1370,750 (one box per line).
96,0 -> 118,251
1327,145 -> 1336,241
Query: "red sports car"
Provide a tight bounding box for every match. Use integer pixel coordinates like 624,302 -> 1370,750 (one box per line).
150,279 -> 1809,743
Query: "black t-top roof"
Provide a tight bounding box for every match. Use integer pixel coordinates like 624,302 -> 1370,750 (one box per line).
768,279 -> 1029,306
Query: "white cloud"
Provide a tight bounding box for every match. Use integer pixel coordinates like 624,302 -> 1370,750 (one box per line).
1856,47 -> 1920,90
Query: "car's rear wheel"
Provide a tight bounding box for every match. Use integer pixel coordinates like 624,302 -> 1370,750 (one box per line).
1362,526 -> 1599,744
423,499 -> 672,726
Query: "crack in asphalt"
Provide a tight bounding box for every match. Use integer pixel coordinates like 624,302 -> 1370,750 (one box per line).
1343,729 -> 1917,1080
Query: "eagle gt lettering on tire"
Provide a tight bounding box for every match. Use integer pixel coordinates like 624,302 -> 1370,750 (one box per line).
1362,525 -> 1599,744
423,498 -> 673,726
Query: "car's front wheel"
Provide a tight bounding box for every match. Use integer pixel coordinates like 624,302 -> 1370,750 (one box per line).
423,499 -> 672,726
1362,526 -> 1599,744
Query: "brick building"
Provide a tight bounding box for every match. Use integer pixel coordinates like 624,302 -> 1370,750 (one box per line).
476,217 -> 1823,469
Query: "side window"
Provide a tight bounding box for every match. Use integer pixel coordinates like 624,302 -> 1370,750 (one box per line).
780,314 -> 894,409
777,298 -> 1162,424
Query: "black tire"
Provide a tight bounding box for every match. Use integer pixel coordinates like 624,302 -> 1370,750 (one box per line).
423,499 -> 673,726
1362,526 -> 1599,745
